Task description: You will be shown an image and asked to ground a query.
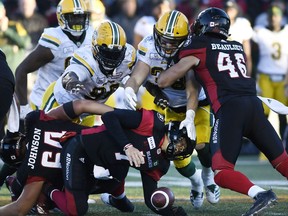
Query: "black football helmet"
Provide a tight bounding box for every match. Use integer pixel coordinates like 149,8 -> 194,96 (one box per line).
192,7 -> 230,39
165,121 -> 195,160
0,132 -> 26,167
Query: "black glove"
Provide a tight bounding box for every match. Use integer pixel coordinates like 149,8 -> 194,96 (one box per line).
171,206 -> 187,216
62,72 -> 85,94
145,81 -> 170,109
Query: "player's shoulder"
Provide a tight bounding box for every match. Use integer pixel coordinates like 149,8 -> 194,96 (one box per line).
122,43 -> 136,69
40,26 -> 66,46
138,35 -> 155,50
73,46 -> 92,61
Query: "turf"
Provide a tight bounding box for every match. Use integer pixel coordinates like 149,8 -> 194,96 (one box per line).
0,155 -> 287,216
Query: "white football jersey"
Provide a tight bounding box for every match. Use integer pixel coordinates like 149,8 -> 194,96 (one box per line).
54,43 -> 136,104
137,35 -> 206,108
252,25 -> 288,75
134,16 -> 156,38
30,26 -> 94,107
228,17 -> 253,43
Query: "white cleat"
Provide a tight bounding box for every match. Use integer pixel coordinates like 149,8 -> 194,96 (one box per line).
205,184 -> 220,204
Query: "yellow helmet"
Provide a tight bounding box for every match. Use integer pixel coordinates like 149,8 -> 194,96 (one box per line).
154,10 -> 189,58
92,21 -> 127,74
56,0 -> 89,36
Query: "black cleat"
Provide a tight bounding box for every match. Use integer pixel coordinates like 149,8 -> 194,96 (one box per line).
242,190 -> 277,216
101,193 -> 135,212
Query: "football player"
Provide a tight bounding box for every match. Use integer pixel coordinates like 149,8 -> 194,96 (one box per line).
123,10 -> 220,208
41,20 -> 136,126
15,0 -> 93,111
0,99 -> 189,216
252,4 -> 288,158
158,7 -> 288,216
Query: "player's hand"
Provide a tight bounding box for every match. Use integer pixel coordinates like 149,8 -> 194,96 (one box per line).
179,109 -> 196,141
154,93 -> 169,110
66,80 -> 85,94
124,87 -> 137,110
124,144 -> 145,167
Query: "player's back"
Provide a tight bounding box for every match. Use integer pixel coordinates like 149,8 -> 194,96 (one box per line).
180,35 -> 256,113
24,110 -> 86,185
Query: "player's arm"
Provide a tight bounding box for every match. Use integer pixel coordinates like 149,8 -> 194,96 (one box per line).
101,109 -> 145,167
125,60 -> 150,92
0,181 -> 44,215
157,55 -> 199,88
46,100 -> 114,120
124,60 -> 150,110
180,70 -> 199,141
15,45 -> 54,105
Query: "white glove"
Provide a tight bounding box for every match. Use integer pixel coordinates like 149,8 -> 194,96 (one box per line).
124,87 -> 137,110
180,109 -> 196,141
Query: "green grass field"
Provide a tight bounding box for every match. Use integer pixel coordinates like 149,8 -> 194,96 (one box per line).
0,155 -> 287,216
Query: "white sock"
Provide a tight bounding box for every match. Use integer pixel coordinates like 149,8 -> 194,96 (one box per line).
248,185 -> 265,198
201,166 -> 215,187
189,169 -> 203,192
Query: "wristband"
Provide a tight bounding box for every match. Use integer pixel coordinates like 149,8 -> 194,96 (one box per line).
123,143 -> 133,151
63,101 -> 78,119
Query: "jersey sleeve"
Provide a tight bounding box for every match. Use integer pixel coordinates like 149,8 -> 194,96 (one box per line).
137,35 -> 154,66
66,49 -> 94,81
123,43 -> 137,71
38,28 -> 62,57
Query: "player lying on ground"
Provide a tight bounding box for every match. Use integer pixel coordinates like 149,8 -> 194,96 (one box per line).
0,99 -> 192,216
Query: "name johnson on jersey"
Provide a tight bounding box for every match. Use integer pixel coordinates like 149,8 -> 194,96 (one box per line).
28,127 -> 41,169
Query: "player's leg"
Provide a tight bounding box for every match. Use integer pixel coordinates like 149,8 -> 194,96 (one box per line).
194,105 -> 220,205
59,136 -> 92,215
40,82 -> 59,112
165,108 -> 204,209
213,97 -> 278,216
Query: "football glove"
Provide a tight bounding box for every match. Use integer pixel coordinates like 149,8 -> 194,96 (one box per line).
124,87 -> 137,110
179,109 -> 196,141
145,81 -> 169,109
62,72 -> 85,94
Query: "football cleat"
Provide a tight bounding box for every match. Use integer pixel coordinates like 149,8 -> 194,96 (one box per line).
242,190 -> 277,216
101,193 -> 135,212
205,184 -> 220,204
190,189 -> 204,209
5,176 -> 18,202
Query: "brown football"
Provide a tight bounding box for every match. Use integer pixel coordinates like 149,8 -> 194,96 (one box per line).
150,187 -> 175,210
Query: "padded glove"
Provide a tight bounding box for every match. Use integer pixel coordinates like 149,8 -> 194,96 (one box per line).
124,87 -> 137,110
179,109 -> 196,141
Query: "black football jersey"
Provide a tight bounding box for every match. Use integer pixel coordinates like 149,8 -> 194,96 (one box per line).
180,35 -> 256,113
23,110 -> 86,185
81,110 -> 168,172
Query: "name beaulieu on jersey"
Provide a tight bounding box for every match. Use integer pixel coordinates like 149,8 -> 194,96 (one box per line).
211,43 -> 243,51
28,127 -> 42,170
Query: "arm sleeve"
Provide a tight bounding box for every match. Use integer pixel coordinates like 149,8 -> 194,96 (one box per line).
101,109 -> 142,149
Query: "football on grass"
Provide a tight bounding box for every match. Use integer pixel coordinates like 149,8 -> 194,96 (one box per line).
150,187 -> 175,210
